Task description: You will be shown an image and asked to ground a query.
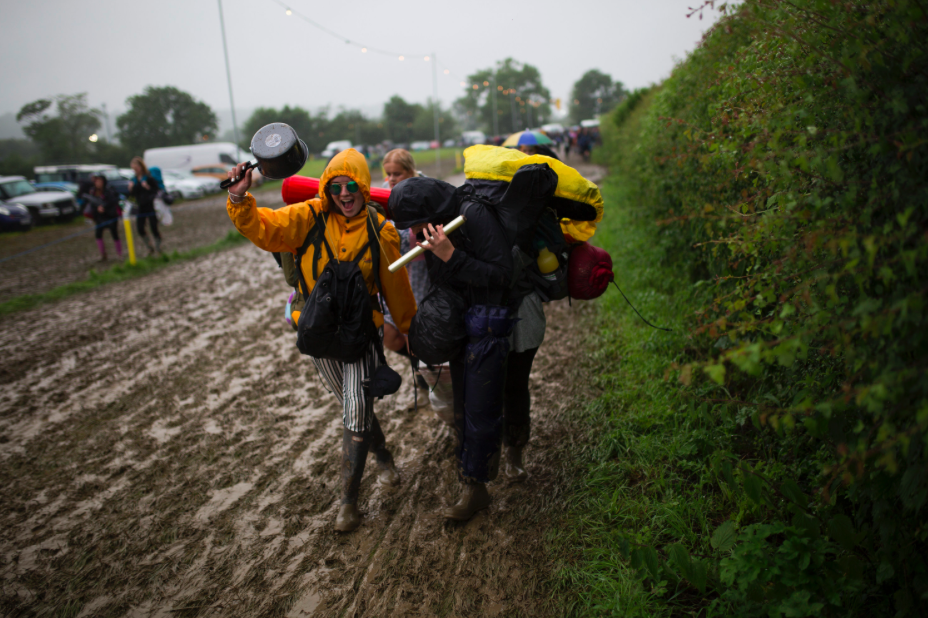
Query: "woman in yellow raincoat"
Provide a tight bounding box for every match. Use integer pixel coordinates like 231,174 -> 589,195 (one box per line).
225,149 -> 416,532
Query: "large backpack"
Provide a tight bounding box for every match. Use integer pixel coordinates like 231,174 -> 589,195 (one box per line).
293,205 -> 387,363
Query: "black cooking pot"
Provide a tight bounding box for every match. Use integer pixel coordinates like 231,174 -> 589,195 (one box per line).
220,123 -> 308,189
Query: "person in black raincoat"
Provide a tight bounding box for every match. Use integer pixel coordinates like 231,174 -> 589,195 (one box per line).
390,178 -> 514,520
81,172 -> 123,261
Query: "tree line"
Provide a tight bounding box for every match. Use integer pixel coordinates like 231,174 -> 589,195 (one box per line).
0,60 -> 626,177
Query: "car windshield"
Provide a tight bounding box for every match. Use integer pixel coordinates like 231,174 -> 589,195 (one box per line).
103,170 -> 122,181
36,172 -> 68,183
1,180 -> 36,198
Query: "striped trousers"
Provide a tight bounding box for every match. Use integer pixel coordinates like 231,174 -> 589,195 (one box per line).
311,331 -> 382,433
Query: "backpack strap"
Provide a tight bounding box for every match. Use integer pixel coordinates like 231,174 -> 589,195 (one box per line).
294,204 -> 334,297
364,205 -> 388,296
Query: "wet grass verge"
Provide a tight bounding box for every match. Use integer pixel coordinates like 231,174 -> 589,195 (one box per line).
0,229 -> 249,316
548,173 -> 719,616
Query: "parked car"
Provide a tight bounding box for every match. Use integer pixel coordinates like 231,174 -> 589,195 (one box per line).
461,131 -> 487,146
410,141 -> 432,152
34,165 -> 131,196
162,169 -> 221,194
442,138 -> 456,148
0,202 -> 32,232
163,177 -> 204,201
31,180 -> 80,196
321,140 -> 352,158
0,176 -> 77,224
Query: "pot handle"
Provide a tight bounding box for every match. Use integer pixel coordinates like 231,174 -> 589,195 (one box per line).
220,161 -> 260,190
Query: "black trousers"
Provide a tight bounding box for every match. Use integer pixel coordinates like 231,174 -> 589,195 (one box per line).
503,347 -> 539,448
94,220 -> 119,241
137,211 -> 160,240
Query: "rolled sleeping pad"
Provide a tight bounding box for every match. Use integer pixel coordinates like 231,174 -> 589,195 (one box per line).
282,176 -> 392,210
568,242 -> 614,300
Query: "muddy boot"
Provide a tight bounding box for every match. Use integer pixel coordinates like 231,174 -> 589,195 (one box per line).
503,446 -> 528,482
370,415 -> 400,486
96,239 -> 107,262
335,428 -> 370,533
141,236 -> 155,256
154,237 -> 162,255
442,482 -> 491,521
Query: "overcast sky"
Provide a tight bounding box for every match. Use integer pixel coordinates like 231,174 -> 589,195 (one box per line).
1,0 -> 722,126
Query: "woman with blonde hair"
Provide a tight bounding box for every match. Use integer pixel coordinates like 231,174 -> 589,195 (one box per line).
381,150 -> 430,356
128,156 -> 162,255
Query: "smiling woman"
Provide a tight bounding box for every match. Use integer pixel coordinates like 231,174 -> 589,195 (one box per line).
224,148 -> 416,533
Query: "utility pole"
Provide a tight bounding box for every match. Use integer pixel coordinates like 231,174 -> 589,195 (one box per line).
510,92 -> 518,133
101,102 -> 111,142
217,0 -> 240,148
491,73 -> 499,138
431,51 -> 441,177
526,97 -> 533,129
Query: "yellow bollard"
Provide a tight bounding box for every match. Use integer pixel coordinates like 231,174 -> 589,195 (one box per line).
455,150 -> 462,171
123,216 -> 137,265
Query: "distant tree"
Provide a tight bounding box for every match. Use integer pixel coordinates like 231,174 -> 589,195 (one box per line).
241,105 -> 316,151
456,58 -> 552,136
16,94 -> 101,163
116,86 -> 217,155
382,96 -> 422,144
569,69 -> 625,123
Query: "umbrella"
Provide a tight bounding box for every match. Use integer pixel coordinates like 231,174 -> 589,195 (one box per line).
502,130 -> 553,148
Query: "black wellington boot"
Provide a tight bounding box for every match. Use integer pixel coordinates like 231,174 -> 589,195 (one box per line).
442,482 -> 491,521
370,415 -> 400,487
503,446 -> 528,482
335,428 -> 370,532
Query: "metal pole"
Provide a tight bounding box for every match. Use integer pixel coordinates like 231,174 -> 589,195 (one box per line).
510,92 -> 518,134
431,51 -> 441,177
101,102 -> 111,142
491,73 -> 499,138
526,98 -> 532,129
217,0 -> 240,148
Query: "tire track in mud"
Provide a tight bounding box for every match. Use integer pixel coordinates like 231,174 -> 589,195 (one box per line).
0,178 -> 597,618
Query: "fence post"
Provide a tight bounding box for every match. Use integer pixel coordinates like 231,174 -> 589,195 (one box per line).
123,216 -> 137,265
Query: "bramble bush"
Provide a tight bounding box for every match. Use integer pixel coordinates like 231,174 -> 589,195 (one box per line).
597,0 -> 928,614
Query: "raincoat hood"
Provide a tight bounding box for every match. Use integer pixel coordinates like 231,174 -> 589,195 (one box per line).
318,148 -> 372,213
388,176 -> 459,229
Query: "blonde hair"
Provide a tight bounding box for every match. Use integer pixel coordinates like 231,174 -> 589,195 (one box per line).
130,156 -> 149,176
382,149 -> 416,176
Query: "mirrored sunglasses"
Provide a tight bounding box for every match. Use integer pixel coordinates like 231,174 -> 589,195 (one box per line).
329,181 -> 360,194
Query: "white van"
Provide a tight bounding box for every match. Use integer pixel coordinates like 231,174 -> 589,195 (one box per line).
143,142 -> 252,171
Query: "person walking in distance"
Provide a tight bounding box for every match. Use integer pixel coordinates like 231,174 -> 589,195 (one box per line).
81,172 -> 123,262
128,157 -> 162,255
224,149 -> 416,532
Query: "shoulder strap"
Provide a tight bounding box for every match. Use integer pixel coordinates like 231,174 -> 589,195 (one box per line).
295,204 -> 335,296
364,205 -> 388,295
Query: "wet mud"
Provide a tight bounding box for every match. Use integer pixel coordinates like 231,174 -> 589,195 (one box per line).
1,157 -> 605,617
0,246 -> 595,617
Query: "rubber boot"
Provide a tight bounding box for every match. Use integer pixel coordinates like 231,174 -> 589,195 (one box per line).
95,239 -> 107,262
141,235 -> 155,256
335,428 -> 370,532
114,239 -> 123,259
442,482 -> 491,521
503,446 -> 528,482
154,237 -> 162,255
370,415 -> 400,486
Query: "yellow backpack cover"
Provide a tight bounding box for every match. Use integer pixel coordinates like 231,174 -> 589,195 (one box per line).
463,144 -> 604,243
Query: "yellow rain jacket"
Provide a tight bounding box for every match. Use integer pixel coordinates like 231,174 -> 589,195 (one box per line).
463,144 -> 604,243
227,149 -> 416,333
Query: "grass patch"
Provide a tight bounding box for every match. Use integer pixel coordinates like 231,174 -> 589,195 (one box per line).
0,229 -> 249,316
549,172 -> 716,616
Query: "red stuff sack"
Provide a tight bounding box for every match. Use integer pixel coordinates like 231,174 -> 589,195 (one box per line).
567,242 -> 614,300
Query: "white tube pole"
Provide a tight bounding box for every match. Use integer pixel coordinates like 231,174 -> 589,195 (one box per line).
217,0 -> 240,148
388,215 -> 466,272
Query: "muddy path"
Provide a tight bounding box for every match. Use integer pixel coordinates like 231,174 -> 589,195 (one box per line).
0,159 -> 605,617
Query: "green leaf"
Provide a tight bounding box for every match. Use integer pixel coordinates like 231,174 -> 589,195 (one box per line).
690,559 -> 708,593
641,546 -> 661,581
780,479 -> 808,508
743,472 -> 764,505
667,543 -> 692,580
704,363 -> 726,385
827,515 -> 858,550
711,521 -> 737,552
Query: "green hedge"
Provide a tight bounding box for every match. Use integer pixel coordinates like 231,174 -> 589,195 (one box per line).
594,1 -> 928,615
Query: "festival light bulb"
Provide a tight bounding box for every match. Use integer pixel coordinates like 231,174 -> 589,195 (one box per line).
398,55 -> 404,61
285,8 -> 291,15
424,56 -> 430,61
361,47 -> 367,52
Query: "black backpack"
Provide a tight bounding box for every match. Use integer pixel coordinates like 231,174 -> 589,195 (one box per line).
294,205 -> 387,363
